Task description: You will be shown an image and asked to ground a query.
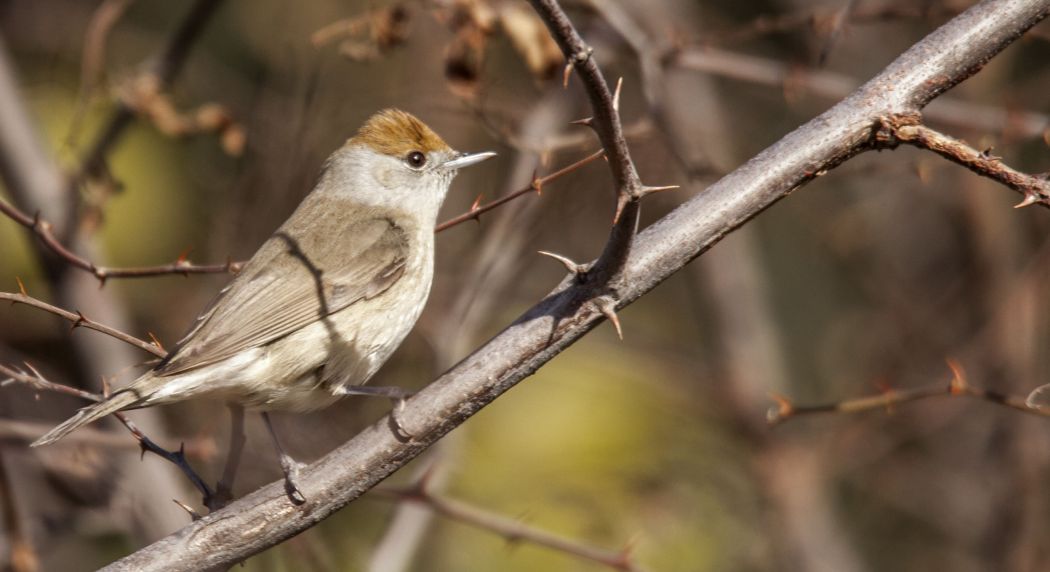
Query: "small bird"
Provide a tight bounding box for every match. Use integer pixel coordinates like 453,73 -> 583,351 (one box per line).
32,110 -> 494,493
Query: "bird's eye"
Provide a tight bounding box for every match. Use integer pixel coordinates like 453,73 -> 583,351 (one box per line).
405,151 -> 427,169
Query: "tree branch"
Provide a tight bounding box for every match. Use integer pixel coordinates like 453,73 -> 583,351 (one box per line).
767,360 -> 1049,425
875,113 -> 1050,207
104,1 -> 1050,569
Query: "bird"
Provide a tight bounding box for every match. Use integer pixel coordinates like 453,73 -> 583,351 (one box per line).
32,109 -> 495,498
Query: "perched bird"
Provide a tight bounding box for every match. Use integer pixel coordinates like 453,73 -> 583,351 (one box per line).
32,110 -> 494,496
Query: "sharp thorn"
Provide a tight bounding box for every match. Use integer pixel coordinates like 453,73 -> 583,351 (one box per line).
147,331 -> 166,352
562,61 -> 573,88
172,499 -> 203,521
638,184 -> 680,197
15,277 -> 27,296
612,76 -> 623,113
470,193 -> 483,212
767,392 -> 794,424
594,297 -> 623,340
569,116 -> 594,127
1014,193 -> 1041,208
537,250 -> 583,276
612,193 -> 631,225
946,358 -> 967,395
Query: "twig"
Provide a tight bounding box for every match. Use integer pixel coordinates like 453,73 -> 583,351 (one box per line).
528,0 -> 646,280
0,289 -> 166,357
78,0 -> 227,179
373,483 -> 643,572
768,360 -> 1050,425
1,362 -> 218,508
436,149 -> 604,232
0,198 -> 243,282
875,113 -> 1050,208
672,46 -> 1050,142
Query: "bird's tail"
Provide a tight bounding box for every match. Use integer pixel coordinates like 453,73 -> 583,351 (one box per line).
31,389 -> 142,447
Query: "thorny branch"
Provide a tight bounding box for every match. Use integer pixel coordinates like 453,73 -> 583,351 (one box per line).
435,148 -> 604,232
0,363 -> 219,509
105,1 -> 1050,570
768,360 -> 1050,425
528,0 -> 647,282
373,483 -> 643,572
0,287 -> 165,357
875,113 -> 1050,208
0,198 -> 243,282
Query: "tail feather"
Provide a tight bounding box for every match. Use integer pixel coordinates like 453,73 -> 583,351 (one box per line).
31,390 -> 141,447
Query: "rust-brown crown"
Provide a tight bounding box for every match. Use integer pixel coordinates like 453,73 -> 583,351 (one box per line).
349,109 -> 451,157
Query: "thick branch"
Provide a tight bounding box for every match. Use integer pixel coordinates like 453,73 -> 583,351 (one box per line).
104,0 -> 1050,569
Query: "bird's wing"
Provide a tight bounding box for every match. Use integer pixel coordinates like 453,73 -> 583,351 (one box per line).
156,216 -> 408,376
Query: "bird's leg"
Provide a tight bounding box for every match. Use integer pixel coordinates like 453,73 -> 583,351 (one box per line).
261,412 -> 306,505
211,403 -> 246,510
339,385 -> 415,440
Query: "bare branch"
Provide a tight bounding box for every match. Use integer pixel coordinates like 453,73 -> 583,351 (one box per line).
106,2 -> 1050,570
875,113 -> 1050,207
436,149 -> 604,232
0,290 -> 166,357
0,199 -> 243,282
768,360 -> 1050,425
372,484 -> 643,572
528,0 -> 645,280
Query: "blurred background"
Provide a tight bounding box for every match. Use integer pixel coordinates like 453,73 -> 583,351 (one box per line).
1,0 -> 1050,570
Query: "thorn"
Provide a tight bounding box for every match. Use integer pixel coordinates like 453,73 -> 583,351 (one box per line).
612,76 -> 623,113
537,250 -> 586,280
637,184 -> 680,198
979,146 -> 1000,161
15,277 -> 27,297
101,376 -> 111,398
147,331 -> 166,352
530,171 -> 544,195
767,392 -> 794,424
594,296 -> 622,340
562,61 -> 573,88
1014,192 -> 1041,208
569,116 -> 594,128
1026,383 -> 1050,410
175,247 -> 193,266
612,193 -> 632,225
172,499 -> 203,521
470,193 -> 483,212
946,358 -> 967,395
71,310 -> 88,331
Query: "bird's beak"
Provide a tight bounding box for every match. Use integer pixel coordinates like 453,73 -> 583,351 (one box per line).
443,151 -> 496,170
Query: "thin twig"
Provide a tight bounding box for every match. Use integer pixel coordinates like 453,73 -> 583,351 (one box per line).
767,360 -> 1049,425
78,0 -> 227,180
373,484 -> 643,572
0,198 -> 243,282
875,113 -> 1050,207
0,289 -> 165,357
436,149 -> 604,232
1,362 -> 217,508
